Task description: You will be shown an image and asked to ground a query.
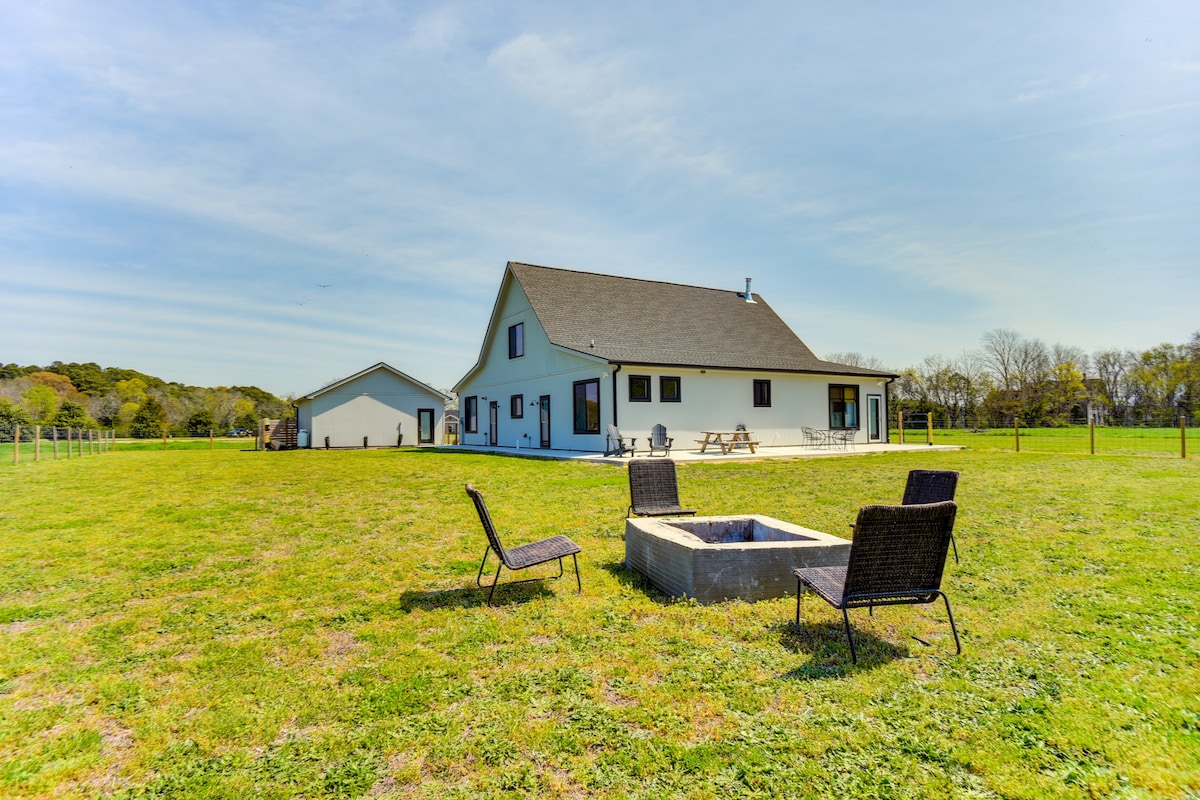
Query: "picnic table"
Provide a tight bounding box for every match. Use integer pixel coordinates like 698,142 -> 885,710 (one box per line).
696,430 -> 759,454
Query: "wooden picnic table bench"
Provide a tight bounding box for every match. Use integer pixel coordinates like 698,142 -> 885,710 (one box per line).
696,430 -> 759,454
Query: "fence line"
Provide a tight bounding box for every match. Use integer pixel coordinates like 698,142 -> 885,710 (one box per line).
895,412 -> 1192,458
3,425 -> 115,465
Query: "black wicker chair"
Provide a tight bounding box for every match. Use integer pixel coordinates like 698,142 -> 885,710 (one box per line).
647,423 -> 674,457
627,459 -> 696,517
794,501 -> 961,663
466,483 -> 581,606
903,469 -> 960,562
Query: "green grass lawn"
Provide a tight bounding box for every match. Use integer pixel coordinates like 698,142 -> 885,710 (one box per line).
2,447 -> 1198,798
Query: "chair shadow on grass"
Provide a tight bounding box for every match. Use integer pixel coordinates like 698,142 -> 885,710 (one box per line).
773,618 -> 905,677
396,582 -> 558,612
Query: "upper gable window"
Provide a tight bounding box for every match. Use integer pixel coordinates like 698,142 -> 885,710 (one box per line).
629,375 -> 651,402
508,322 -> 524,359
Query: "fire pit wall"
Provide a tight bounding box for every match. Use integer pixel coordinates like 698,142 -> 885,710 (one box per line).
624,515 -> 851,604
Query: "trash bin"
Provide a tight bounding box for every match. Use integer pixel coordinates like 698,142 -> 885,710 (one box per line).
297,430 -> 309,448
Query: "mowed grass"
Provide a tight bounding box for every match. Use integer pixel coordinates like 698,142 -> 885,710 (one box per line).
1,447 -> 1197,799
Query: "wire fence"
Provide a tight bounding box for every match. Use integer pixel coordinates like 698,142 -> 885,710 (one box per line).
894,414 -> 1193,458
1,424 -> 116,464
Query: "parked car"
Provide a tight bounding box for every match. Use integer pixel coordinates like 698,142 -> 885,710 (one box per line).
225,428 -> 251,437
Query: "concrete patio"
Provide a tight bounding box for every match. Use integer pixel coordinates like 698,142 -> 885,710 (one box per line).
438,440 -> 960,464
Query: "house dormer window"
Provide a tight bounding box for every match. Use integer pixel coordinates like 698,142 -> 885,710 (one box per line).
508,322 -> 524,359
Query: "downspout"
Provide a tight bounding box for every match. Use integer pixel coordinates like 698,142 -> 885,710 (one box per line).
611,364 -> 622,427
884,377 -> 895,444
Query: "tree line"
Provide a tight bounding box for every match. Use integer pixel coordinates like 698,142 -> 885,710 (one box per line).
831,328 -> 1200,428
0,361 -> 294,438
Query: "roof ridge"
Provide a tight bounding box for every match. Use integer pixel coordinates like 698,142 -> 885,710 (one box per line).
508,261 -> 750,297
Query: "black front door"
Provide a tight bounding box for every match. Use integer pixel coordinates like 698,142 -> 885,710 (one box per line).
539,395 -> 551,448
488,401 -> 498,446
418,408 -> 434,444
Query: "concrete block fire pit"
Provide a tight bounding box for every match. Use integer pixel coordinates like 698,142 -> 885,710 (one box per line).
625,515 -> 851,604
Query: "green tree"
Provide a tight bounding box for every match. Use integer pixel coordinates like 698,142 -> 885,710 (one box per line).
22,384 -> 59,423
130,397 -> 168,438
186,409 -> 216,436
52,401 -> 94,429
0,397 -> 32,426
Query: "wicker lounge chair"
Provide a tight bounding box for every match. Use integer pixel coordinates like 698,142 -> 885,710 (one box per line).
902,469 -> 960,562
794,501 -> 961,663
605,424 -> 636,457
647,423 -> 674,457
627,459 -> 696,517
466,483 -> 582,606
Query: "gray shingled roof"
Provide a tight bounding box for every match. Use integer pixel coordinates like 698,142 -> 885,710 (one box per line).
508,262 -> 894,377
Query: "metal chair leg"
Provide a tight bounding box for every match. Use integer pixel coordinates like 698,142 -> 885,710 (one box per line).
940,591 -> 962,654
842,607 -> 858,663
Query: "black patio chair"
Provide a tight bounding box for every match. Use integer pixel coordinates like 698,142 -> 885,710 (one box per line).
465,483 -> 582,606
627,459 -> 696,517
647,423 -> 674,457
794,501 -> 961,664
902,469 -> 960,562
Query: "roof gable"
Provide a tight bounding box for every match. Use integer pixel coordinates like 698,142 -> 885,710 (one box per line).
507,262 -> 894,377
302,362 -> 451,401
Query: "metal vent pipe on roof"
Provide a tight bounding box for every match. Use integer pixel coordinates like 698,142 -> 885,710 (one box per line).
744,277 -> 755,302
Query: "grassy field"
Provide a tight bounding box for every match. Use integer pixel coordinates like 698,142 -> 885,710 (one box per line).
2,447 -> 1198,798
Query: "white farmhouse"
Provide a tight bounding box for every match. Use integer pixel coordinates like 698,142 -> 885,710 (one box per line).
453,262 -> 896,454
296,362 -> 451,449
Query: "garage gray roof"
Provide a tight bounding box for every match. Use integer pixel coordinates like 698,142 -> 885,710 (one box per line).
509,262 -> 894,377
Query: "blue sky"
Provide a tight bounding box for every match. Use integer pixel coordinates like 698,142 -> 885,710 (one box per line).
3,1 -> 1197,396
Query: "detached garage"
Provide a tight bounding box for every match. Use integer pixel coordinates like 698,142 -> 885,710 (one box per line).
295,362 -> 451,449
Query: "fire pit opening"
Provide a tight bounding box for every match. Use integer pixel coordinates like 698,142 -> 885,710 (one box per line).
665,518 -> 812,544
624,514 -> 851,604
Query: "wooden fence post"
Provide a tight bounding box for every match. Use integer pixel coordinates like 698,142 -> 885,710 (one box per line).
1182,416 -> 1187,459
1089,420 -> 1095,455
1014,418 -> 1020,453
926,412 -> 933,446
53,426 -> 59,459
78,428 -> 84,457
12,425 -> 19,465
898,409 -> 905,445
34,425 -> 41,461
209,429 -> 214,450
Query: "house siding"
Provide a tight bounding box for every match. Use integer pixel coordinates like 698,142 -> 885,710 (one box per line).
458,277 -> 610,451
613,368 -> 890,448
297,367 -> 447,448
454,263 -> 894,454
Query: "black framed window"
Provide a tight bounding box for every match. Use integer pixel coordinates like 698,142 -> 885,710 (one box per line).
510,394 -> 523,418
464,396 -> 478,433
753,379 -> 771,408
829,385 -> 859,428
660,376 -> 681,403
573,379 -> 600,434
508,322 -> 524,359
629,375 -> 651,402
